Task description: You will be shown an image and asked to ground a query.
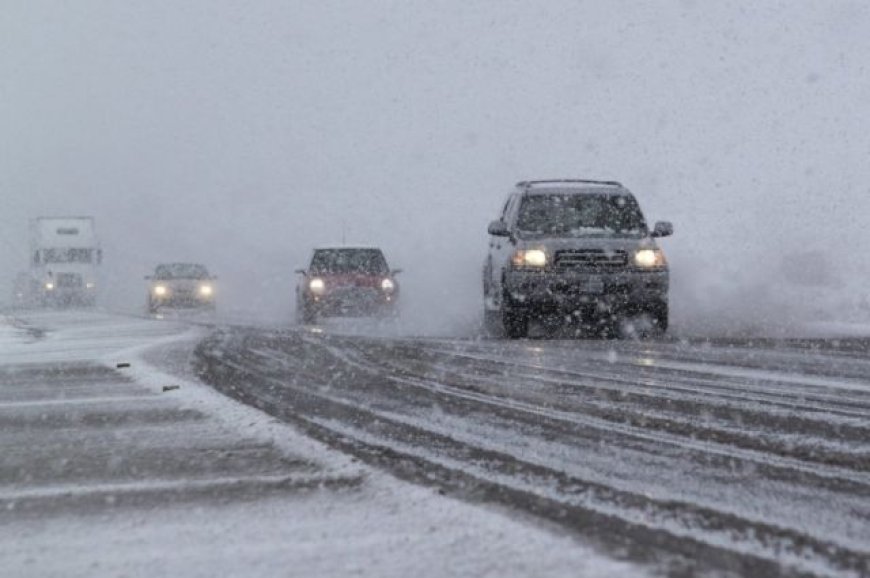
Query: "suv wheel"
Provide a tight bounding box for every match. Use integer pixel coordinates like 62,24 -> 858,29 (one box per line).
300,304 -> 317,325
616,303 -> 668,339
483,308 -> 503,337
650,302 -> 668,333
502,303 -> 529,339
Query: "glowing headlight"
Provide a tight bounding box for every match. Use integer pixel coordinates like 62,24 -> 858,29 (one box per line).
199,284 -> 213,297
309,278 -> 326,294
381,278 -> 395,293
512,249 -> 547,268
86,282 -> 95,289
45,282 -> 54,291
634,249 -> 666,268
153,285 -> 167,296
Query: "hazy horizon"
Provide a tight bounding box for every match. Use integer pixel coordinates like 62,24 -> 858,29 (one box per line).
4,1 -> 870,336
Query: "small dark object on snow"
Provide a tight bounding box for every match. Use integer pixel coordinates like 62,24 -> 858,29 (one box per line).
116,362 -> 131,369
162,385 -> 180,392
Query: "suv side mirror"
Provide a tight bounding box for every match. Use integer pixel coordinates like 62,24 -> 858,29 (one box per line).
488,220 -> 510,237
144,275 -> 152,280
651,221 -> 673,238
295,269 -> 307,275
391,269 -> 403,276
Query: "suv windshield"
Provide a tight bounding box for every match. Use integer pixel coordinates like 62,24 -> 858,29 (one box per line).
154,263 -> 210,280
516,193 -> 647,238
311,249 -> 388,274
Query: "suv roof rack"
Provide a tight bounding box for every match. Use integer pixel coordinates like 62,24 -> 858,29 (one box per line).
516,179 -> 623,189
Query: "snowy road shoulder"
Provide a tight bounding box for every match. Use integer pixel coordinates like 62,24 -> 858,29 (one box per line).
0,312 -> 645,578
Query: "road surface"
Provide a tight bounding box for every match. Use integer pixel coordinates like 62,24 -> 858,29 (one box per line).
195,324 -> 870,577
0,312 -> 641,578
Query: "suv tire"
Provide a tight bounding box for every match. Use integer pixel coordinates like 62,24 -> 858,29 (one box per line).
650,302 -> 668,333
300,304 -> 317,325
483,308 -> 503,337
502,303 -> 529,339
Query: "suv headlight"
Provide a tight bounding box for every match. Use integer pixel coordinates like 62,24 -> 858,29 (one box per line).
153,285 -> 167,296
381,278 -> 395,293
512,249 -> 547,268
634,248 -> 666,268
199,284 -> 213,297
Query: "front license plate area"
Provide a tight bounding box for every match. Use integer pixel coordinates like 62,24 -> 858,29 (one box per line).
578,276 -> 604,294
550,276 -> 605,298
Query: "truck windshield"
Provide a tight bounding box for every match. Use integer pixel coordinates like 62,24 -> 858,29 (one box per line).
43,248 -> 94,264
516,193 -> 647,238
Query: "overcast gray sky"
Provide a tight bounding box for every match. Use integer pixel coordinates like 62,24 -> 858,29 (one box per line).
3,1 -> 870,333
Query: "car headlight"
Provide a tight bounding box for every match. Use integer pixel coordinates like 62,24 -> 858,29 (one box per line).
199,284 -> 213,297
309,278 -> 326,295
634,248 -> 666,268
381,278 -> 395,293
86,282 -> 95,289
45,282 -> 54,291
153,285 -> 167,296
511,249 -> 547,268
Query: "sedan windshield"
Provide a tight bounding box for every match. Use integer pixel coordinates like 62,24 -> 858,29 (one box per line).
516,193 -> 647,238
311,249 -> 389,274
154,263 -> 210,279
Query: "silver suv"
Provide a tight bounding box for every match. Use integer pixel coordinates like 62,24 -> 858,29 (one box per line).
483,179 -> 673,338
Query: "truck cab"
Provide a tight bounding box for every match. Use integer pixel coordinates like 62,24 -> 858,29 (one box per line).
30,217 -> 101,307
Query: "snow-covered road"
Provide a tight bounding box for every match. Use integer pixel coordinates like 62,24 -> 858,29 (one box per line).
196,324 -> 870,578
0,312 -> 643,578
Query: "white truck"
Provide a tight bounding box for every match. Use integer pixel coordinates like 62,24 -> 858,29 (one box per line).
28,217 -> 101,307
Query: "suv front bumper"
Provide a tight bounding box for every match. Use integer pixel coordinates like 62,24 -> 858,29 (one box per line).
503,269 -> 668,313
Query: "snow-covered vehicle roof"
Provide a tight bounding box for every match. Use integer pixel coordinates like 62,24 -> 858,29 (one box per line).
516,179 -> 624,190
31,217 -> 98,246
311,245 -> 384,251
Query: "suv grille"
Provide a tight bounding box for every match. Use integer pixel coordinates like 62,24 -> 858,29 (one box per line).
554,249 -> 627,270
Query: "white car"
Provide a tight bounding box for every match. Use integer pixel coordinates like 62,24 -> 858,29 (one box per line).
146,263 -> 216,313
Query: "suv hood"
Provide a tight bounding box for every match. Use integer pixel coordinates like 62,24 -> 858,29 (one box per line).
311,273 -> 389,288
517,236 -> 658,254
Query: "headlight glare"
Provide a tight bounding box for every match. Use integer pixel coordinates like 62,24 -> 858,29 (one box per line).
153,285 -> 167,296
45,282 -> 54,291
512,249 -> 547,268
199,284 -> 213,297
381,278 -> 395,293
634,249 -> 665,268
